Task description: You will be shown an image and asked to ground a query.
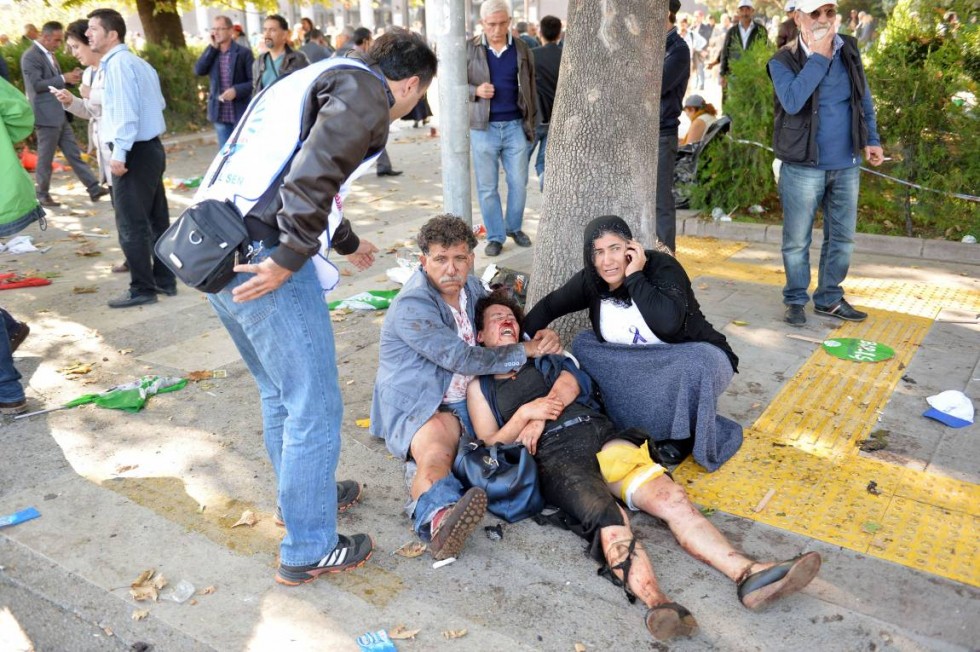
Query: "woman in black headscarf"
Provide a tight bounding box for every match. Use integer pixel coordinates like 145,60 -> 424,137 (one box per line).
523,215 -> 742,470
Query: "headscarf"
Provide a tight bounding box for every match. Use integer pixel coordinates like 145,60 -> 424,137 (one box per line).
583,215 -> 634,305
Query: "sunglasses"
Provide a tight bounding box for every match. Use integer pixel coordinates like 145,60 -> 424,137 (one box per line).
808,8 -> 837,19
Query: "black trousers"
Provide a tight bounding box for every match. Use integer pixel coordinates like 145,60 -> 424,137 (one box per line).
111,138 -> 175,294
655,130 -> 679,251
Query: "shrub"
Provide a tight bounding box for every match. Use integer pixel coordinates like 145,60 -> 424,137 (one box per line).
689,41 -> 777,213
0,40 -> 209,143
865,0 -> 980,239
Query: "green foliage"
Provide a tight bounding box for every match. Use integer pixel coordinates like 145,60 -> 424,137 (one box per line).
865,0 -> 980,238
690,41 -> 778,213
140,43 -> 209,132
1,40 -> 209,140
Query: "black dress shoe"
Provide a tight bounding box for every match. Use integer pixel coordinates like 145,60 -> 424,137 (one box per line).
37,195 -> 60,208
377,169 -> 403,177
814,299 -> 867,322
89,186 -> 110,201
507,230 -> 532,247
155,286 -> 178,297
484,241 -> 503,257
784,304 -> 806,326
108,291 -> 158,309
9,322 -> 29,353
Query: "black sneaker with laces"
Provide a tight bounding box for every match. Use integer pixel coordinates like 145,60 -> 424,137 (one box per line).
814,299 -> 867,322
274,480 -> 362,526
275,533 -> 374,585
784,304 -> 806,326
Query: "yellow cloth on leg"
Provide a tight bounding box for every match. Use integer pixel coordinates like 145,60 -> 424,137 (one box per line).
596,441 -> 666,510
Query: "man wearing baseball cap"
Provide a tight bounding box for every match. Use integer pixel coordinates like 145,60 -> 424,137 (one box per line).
768,0 -> 885,326
710,0 -> 767,90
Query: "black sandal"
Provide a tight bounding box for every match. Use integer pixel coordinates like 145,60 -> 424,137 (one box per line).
645,602 -> 698,640
597,537 -> 638,603
737,551 -> 822,610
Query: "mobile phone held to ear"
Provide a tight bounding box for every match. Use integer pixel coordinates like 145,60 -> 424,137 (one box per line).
626,252 -> 633,264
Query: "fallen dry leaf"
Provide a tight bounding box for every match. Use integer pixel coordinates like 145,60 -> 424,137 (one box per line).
118,348 -> 134,355
575,644 -> 587,652
132,609 -> 149,621
186,370 -> 215,382
75,244 -> 102,257
151,574 -> 168,591
130,585 -> 158,602
442,629 -> 467,640
199,586 -> 216,595
131,570 -> 155,587
103,626 -> 113,636
394,541 -> 427,558
59,362 -> 94,378
389,624 -> 421,640
115,464 -> 138,474
189,599 -> 198,606
72,286 -> 98,294
355,418 -> 371,428
732,320 -> 749,326
232,510 -> 258,528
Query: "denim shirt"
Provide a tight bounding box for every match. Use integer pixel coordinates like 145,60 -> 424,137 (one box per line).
370,268 -> 527,459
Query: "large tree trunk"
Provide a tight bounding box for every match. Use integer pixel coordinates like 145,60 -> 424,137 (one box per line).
136,0 -> 187,48
527,1 -> 667,341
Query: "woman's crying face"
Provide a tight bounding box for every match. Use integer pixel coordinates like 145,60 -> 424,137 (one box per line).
591,232 -> 630,290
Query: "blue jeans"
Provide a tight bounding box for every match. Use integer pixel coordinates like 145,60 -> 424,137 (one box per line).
208,245 -> 343,566
0,310 -> 24,404
214,122 -> 235,151
779,163 -> 860,307
471,120 -> 529,243
409,399 -> 473,539
528,124 -> 549,191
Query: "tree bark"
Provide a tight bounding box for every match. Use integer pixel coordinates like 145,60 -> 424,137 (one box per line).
136,0 -> 187,48
527,0 -> 667,342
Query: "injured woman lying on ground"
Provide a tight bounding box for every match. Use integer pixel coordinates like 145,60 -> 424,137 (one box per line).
465,291 -> 822,642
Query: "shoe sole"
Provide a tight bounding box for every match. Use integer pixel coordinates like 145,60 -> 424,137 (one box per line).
430,489 -> 487,561
741,551 -> 822,610
274,485 -> 363,527
814,307 -> 866,322
0,404 -> 28,415
645,606 -> 698,640
274,537 -> 375,586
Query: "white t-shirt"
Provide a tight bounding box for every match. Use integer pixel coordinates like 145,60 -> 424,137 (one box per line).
443,290 -> 476,403
598,299 -> 663,346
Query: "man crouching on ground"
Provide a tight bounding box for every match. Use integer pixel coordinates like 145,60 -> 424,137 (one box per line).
371,215 -> 560,558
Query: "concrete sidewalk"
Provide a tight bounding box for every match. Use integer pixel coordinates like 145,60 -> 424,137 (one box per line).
1,128 -> 977,651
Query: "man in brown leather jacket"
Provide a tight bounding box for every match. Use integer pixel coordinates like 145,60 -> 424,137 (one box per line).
252,14 -> 308,94
207,30 -> 437,586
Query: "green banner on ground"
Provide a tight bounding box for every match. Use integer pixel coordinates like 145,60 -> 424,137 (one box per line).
822,338 -> 895,363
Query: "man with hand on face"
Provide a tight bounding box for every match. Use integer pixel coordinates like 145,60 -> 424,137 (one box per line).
371,215 -> 560,561
194,16 -> 254,149
252,14 -> 307,94
768,0 -> 884,327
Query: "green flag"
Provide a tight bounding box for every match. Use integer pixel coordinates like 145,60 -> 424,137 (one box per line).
64,376 -> 188,412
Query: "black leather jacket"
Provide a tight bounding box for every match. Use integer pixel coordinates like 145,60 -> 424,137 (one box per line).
247,51 -> 392,272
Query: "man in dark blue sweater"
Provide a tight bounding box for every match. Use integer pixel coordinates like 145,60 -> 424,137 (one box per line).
769,0 -> 885,326
466,0 -> 538,257
656,0 -> 691,253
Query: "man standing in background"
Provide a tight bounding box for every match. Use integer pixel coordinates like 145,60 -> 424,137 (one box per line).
86,8 -> 175,308
529,16 -> 562,192
194,15 -> 254,150
21,21 -> 108,206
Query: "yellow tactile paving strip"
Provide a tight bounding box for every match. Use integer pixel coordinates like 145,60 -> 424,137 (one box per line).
671,236 -> 980,588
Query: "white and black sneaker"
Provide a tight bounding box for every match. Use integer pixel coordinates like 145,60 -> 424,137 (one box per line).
275,533 -> 374,585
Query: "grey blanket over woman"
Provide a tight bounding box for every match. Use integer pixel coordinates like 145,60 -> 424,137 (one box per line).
573,332 -> 742,471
